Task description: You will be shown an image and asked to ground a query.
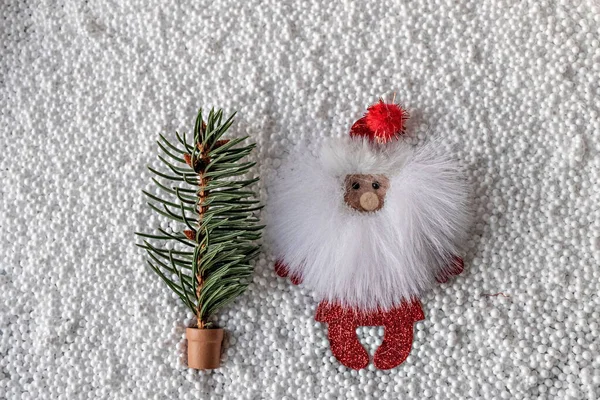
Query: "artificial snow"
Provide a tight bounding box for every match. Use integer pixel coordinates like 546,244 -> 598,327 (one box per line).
1,0 -> 600,399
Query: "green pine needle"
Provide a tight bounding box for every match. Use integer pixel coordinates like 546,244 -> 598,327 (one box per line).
137,108 -> 263,328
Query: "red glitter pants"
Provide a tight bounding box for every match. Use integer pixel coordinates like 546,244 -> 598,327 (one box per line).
315,300 -> 424,370
275,260 -> 430,370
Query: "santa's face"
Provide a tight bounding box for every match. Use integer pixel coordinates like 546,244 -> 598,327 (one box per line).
269,137 -> 469,311
343,174 -> 390,212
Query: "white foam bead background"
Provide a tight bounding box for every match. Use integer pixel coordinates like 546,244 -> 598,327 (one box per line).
1,0 -> 600,399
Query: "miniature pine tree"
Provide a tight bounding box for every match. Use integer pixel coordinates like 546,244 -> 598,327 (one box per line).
136,108 -> 262,338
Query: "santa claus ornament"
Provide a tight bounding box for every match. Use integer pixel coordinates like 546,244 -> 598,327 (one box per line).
268,100 -> 470,370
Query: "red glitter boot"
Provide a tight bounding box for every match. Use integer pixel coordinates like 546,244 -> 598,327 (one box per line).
316,302 -> 369,369
373,323 -> 415,369
327,321 -> 369,370
373,301 -> 424,369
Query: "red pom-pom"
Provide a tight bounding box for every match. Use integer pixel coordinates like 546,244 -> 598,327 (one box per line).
364,101 -> 408,143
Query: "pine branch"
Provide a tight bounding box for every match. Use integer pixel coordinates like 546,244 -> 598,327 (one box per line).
137,108 -> 262,329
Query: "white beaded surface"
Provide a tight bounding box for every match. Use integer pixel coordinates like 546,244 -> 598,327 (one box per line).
1,0 -> 600,399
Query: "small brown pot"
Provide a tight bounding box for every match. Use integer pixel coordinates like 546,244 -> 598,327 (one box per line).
186,327 -> 224,370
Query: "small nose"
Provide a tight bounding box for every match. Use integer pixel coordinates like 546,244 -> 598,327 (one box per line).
359,192 -> 379,211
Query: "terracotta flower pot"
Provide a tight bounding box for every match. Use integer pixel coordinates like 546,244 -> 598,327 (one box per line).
186,327 -> 224,369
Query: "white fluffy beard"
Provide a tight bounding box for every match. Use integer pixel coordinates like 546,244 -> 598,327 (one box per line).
267,137 -> 470,311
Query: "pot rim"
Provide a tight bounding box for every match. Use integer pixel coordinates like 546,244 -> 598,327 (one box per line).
186,327 -> 224,342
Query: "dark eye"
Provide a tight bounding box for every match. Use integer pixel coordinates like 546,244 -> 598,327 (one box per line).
352,182 -> 360,190
372,182 -> 380,190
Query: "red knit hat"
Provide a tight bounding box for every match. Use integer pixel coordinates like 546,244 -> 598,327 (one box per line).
349,100 -> 408,143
